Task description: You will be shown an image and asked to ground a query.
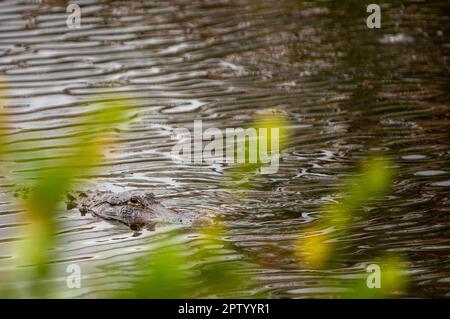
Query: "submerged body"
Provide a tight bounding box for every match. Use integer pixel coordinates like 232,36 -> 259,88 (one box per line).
68,191 -> 200,230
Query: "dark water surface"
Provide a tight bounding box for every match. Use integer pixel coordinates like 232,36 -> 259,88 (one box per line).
0,0 -> 449,298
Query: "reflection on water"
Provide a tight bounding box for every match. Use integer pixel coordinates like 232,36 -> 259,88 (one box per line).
0,0 -> 449,298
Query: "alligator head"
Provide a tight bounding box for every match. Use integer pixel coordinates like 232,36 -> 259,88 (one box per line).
68,191 -> 195,231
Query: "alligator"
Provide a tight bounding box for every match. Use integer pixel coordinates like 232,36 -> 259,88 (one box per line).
66,190 -> 206,231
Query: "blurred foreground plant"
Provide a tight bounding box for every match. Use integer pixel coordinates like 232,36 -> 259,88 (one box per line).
0,91 -> 132,297
121,223 -> 263,298
345,256 -> 408,298
296,156 -> 408,297
227,110 -> 293,190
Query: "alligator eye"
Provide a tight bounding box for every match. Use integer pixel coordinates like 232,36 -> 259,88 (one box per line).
129,197 -> 140,205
